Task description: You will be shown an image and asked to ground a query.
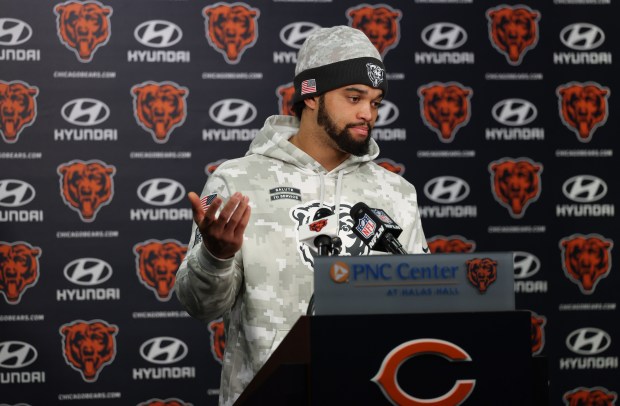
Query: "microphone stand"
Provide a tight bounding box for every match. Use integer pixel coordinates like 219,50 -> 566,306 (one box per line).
306,236 -> 342,316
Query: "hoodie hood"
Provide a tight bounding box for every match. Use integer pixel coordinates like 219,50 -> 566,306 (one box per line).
247,115 -> 380,175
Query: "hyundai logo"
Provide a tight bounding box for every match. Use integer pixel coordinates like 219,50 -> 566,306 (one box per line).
375,100 -> 399,127
139,337 -> 188,365
0,18 -> 33,46
562,175 -> 607,203
63,258 -> 113,286
279,22 -> 320,49
492,99 -> 537,126
566,327 -> 611,355
560,23 -> 605,51
424,176 -> 470,204
209,99 -> 257,127
421,22 -> 467,50
0,179 -> 35,207
513,251 -> 541,279
137,178 -> 185,206
0,341 -> 37,369
134,20 -> 183,48
61,98 -> 110,126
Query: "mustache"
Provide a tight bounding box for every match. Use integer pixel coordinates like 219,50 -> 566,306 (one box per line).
345,122 -> 372,131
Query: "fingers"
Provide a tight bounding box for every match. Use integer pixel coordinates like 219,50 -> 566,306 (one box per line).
188,192 -> 204,225
226,195 -> 249,232
234,202 -> 252,240
189,191 -> 249,231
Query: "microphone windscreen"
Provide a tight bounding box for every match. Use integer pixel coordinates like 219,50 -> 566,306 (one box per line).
314,207 -> 333,220
350,202 -> 370,220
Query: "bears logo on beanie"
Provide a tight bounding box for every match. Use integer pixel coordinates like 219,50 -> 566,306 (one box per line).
293,26 -> 388,105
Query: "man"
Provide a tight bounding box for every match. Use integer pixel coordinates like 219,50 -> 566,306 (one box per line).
175,26 -> 427,405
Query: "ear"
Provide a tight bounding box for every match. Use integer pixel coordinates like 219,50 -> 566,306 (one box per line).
304,97 -> 318,111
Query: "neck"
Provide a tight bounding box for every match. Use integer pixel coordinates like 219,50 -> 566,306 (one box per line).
290,118 -> 350,172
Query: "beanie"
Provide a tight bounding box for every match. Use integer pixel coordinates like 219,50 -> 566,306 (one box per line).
293,26 -> 388,105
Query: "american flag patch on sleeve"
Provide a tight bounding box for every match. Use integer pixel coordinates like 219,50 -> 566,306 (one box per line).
301,79 -> 317,95
200,193 -> 218,211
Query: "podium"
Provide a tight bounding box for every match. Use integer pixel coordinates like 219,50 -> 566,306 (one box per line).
235,312 -> 547,405
235,253 -> 548,405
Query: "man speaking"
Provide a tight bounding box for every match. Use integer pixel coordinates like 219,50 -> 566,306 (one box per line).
175,25 -> 427,405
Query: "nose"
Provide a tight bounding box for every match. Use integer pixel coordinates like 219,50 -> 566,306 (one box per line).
357,102 -> 373,122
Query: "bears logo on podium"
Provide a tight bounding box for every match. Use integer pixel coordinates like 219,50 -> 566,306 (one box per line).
465,258 -> 497,293
0,241 -> 41,305
557,82 -> 610,143
59,319 -> 118,382
487,5 -> 540,65
489,158 -> 542,218
0,80 -> 38,144
203,2 -> 260,64
54,0 -> 112,62
131,81 -> 189,143
418,82 -> 473,143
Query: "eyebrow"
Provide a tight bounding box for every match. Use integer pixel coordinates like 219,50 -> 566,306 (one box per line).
344,87 -> 383,100
344,87 -> 368,94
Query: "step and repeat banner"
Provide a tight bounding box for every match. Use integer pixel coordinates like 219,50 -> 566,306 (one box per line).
1,0 -> 617,405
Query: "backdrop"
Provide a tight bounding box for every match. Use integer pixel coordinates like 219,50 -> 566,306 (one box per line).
0,0 -> 617,405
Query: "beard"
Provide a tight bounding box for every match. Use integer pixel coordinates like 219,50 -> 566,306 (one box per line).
317,95 -> 371,157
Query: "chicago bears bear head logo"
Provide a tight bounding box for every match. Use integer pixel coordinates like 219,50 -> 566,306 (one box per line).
366,63 -> 385,88
291,202 -> 370,271
428,236 -> 475,253
418,82 -> 472,143
276,83 -> 295,116
208,319 -> 226,364
375,158 -> 405,175
0,241 -> 41,305
489,158 -> 542,218
487,5 -> 540,65
54,0 -> 112,62
530,311 -> 546,355
560,234 -> 613,295
138,399 -> 192,406
205,159 -> 227,177
564,387 -> 617,406
347,4 -> 402,58
0,80 -> 38,144
465,258 -> 497,293
59,319 -> 118,382
133,240 -> 187,301
131,81 -> 189,143
203,2 -> 259,64
557,82 -> 610,143
57,159 -> 115,222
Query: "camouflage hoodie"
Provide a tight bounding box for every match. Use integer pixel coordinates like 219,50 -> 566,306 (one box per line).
175,114 -> 427,405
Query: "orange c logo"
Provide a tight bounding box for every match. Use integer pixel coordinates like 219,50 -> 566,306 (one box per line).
372,339 -> 475,406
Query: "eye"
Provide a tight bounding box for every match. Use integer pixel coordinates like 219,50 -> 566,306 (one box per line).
372,101 -> 382,109
349,96 -> 360,103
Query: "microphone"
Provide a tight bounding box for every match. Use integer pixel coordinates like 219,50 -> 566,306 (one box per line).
298,207 -> 341,256
350,202 -> 407,255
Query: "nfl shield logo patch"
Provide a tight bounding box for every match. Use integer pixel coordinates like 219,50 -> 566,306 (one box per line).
356,214 -> 376,238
